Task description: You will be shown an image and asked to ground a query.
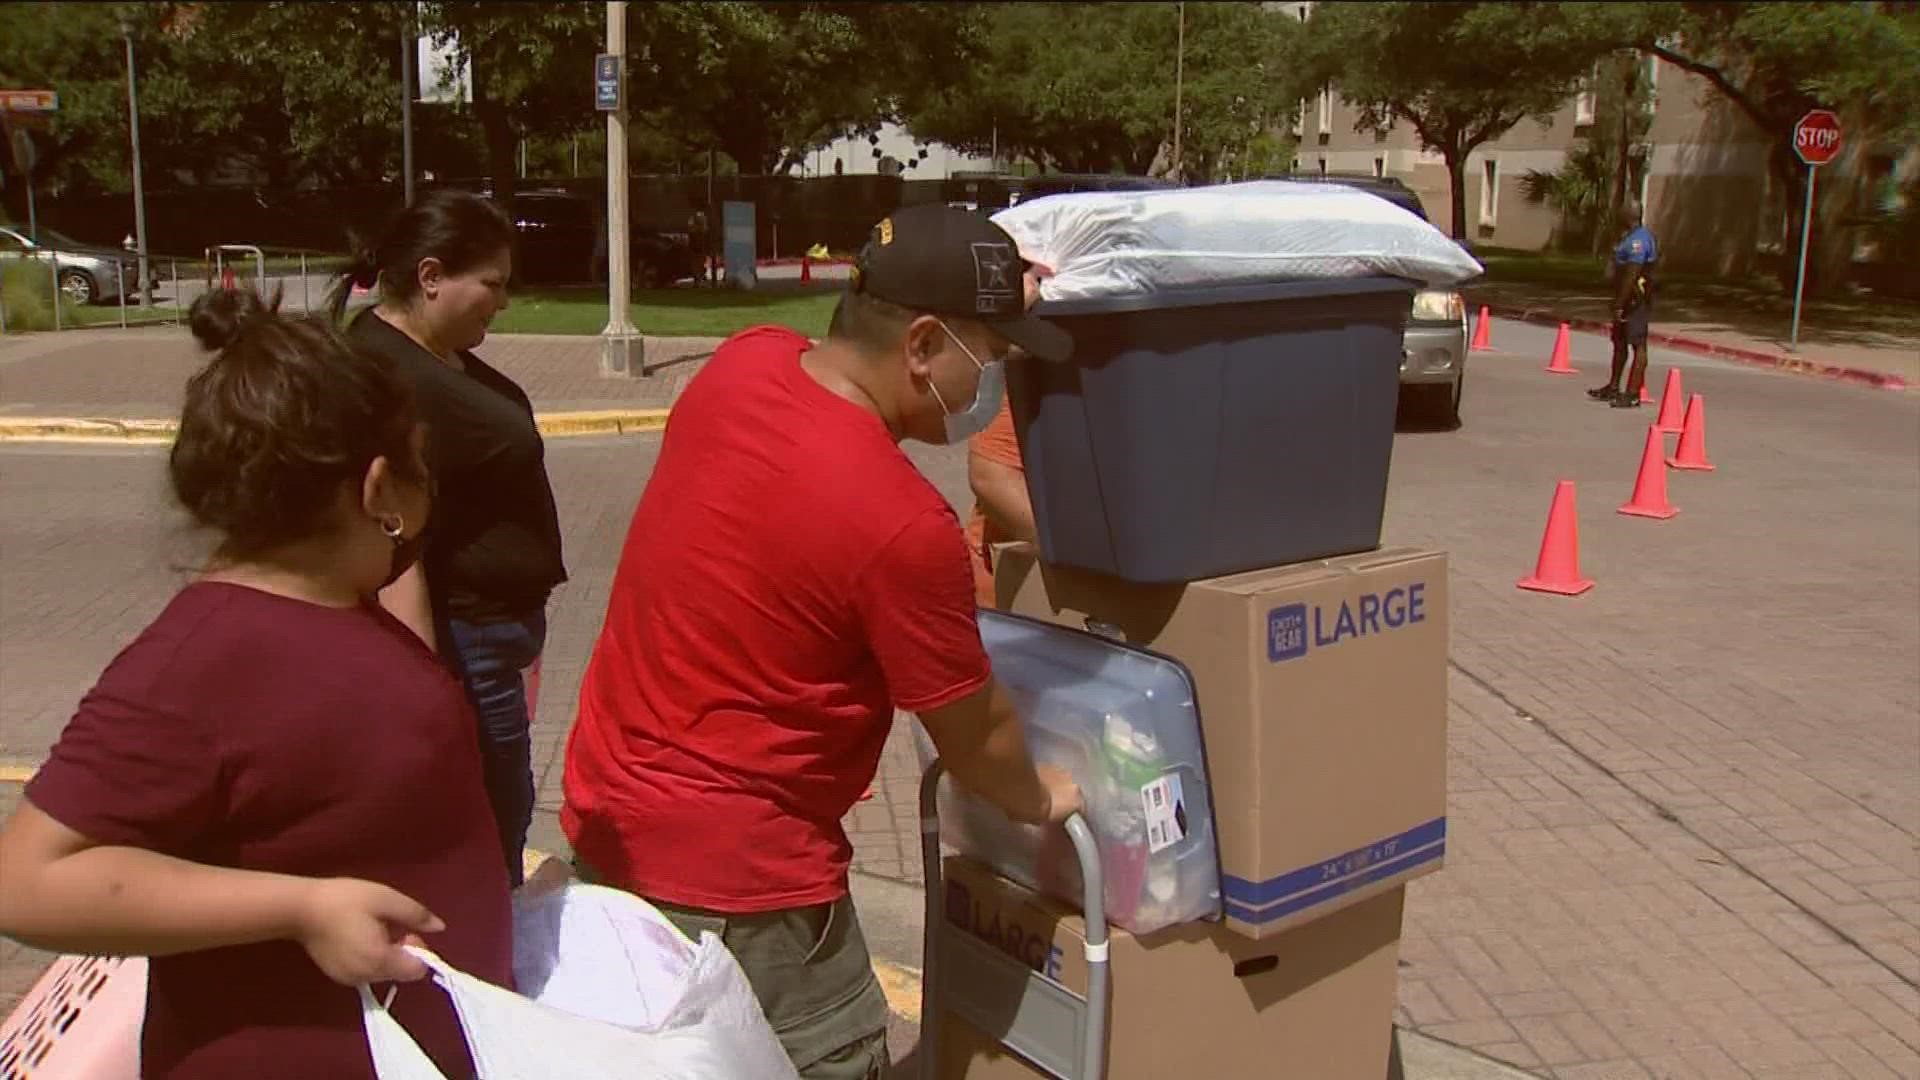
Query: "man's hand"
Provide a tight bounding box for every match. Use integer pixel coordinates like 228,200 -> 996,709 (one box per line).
1035,764 -> 1083,824
295,878 -> 445,986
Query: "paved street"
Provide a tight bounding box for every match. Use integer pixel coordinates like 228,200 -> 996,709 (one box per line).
2,318 -> 1917,1077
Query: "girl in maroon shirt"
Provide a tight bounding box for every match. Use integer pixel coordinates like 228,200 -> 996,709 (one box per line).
0,289 -> 512,1078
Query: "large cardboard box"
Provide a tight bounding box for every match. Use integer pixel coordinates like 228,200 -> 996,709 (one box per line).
933,855 -> 1404,1079
995,545 -> 1448,940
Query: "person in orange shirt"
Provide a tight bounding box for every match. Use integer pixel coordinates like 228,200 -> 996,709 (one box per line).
964,266 -> 1046,609
964,402 -> 1035,608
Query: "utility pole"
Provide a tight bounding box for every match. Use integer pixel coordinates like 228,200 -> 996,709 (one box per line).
600,1 -> 641,376
120,16 -> 152,306
401,7 -> 416,207
1172,2 -> 1185,182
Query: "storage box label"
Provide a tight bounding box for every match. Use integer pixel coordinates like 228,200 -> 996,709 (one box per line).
1267,581 -> 1428,663
945,878 -> 1065,980
1141,773 -> 1188,854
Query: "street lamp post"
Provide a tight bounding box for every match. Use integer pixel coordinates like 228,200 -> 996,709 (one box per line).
401,8 -> 416,208
120,16 -> 152,306
600,1 -> 641,376
1172,2 -> 1185,183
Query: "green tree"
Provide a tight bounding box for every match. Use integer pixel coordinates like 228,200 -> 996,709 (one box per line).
0,1 -> 407,215
1299,2 -> 1625,240
899,3 -> 1296,179
618,3 -> 969,177
1522,53 -> 1655,254
1610,2 -> 1920,292
423,1 -> 602,206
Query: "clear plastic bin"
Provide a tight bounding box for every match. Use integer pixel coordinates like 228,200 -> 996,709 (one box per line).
919,610 -> 1221,935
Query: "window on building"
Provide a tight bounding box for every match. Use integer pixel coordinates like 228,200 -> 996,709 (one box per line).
1480,158 -> 1499,226
1292,99 -> 1305,137
1575,89 -> 1596,126
1318,87 -> 1333,135
1373,156 -> 1386,178
1318,157 -> 1329,176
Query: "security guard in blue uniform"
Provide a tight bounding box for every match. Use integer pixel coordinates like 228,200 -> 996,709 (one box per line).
1589,199 -> 1658,407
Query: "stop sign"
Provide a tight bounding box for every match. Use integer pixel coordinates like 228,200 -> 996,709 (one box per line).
1794,109 -> 1843,167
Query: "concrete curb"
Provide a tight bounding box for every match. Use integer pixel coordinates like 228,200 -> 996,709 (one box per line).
1479,303 -> 1910,392
0,409 -> 671,444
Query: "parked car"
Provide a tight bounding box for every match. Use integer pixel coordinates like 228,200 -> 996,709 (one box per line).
0,225 -> 155,305
506,189 -> 702,288
1274,173 -> 1472,427
1013,173 -> 1181,206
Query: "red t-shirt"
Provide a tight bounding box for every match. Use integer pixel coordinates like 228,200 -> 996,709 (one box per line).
25,583 -> 512,1080
562,326 -> 991,913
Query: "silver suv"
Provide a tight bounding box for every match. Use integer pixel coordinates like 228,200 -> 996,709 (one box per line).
1278,174 -> 1471,427
0,225 -> 153,305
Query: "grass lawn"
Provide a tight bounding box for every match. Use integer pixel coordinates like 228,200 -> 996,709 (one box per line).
63,303 -> 183,329
1470,245 -> 1920,348
493,285 -> 841,338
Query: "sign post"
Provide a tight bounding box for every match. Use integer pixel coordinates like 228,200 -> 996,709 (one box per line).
1788,108 -> 1842,352
0,90 -> 57,241
597,7 -> 641,377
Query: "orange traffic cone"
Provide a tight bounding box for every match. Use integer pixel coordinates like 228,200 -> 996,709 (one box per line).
1654,368 -> 1686,433
1666,394 -> 1716,471
1470,306 -> 1492,351
800,255 -> 813,285
1545,323 -> 1578,374
1517,480 -> 1596,595
1618,425 -> 1680,519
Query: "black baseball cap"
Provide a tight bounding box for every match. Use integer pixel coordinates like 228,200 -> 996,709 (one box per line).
850,204 -> 1073,363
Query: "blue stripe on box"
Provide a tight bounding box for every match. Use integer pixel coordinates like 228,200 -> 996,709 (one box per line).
1224,841 -> 1445,926
1222,817 -> 1447,921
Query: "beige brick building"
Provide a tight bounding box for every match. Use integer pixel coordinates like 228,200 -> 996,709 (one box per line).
1282,4 -> 1915,277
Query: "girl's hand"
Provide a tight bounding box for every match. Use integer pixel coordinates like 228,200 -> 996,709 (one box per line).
295,878 -> 445,986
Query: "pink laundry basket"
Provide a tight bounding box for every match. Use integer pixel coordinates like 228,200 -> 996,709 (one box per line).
0,955 -> 144,1080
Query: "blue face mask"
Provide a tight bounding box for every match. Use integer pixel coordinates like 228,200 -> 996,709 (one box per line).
929,321 -> 1006,444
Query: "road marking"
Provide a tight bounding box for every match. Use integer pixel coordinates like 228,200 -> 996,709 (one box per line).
0,410 -> 671,444
873,958 -> 922,1023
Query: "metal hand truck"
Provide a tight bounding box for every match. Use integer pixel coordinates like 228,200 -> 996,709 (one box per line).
917,760 -> 1110,1080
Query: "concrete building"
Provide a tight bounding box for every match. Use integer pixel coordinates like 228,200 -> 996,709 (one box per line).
1288,2 -> 1913,277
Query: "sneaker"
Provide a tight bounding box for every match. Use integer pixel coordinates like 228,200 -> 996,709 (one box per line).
1587,385 -> 1619,401
1610,393 -> 1642,409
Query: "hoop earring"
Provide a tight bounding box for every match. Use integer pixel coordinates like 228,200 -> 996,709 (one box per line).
380,515 -> 405,540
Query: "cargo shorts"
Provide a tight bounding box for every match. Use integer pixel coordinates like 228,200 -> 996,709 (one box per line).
573,859 -> 890,1079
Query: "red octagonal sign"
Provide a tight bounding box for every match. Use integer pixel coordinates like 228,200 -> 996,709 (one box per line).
1794,109 -> 1843,167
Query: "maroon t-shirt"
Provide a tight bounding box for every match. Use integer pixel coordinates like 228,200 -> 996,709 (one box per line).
25,582 -> 513,1079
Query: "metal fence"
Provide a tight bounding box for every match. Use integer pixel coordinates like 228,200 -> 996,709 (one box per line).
0,245 -> 350,336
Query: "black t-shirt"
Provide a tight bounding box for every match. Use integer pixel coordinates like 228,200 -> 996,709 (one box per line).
349,311 -> 567,622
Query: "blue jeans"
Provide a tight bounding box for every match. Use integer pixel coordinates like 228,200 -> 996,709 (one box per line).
445,610 -> 547,887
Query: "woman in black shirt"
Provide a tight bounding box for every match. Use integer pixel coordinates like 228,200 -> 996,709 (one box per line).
328,190 -> 565,886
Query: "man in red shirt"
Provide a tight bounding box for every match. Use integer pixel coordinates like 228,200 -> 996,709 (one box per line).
562,205 -> 1081,1079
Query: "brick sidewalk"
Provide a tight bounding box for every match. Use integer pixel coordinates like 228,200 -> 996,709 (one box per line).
0,327 -> 721,419
3,322 -> 1916,1077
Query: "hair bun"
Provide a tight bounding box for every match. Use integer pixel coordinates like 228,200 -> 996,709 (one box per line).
188,288 -> 277,353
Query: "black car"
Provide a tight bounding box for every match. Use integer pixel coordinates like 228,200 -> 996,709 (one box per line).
1267,172 -> 1429,220
1013,173 -> 1181,205
506,190 -> 701,288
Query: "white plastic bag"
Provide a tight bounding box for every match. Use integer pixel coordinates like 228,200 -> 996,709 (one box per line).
361,883 -> 799,1079
991,180 -> 1484,304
